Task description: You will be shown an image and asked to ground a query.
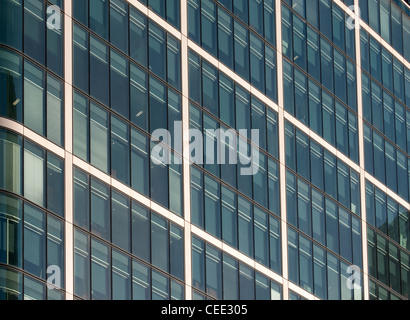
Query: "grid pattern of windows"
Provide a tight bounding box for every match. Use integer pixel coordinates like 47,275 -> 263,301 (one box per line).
191,236 -> 282,300
73,167 -> 185,294
359,0 -> 410,61
188,0 -> 278,100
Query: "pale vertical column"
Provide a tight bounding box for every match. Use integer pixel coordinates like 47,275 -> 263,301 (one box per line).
275,0 -> 289,300
353,0 -> 369,300
180,0 -> 192,300
64,0 -> 74,300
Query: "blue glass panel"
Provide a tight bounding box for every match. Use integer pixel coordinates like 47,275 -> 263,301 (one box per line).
90,0 -> 108,40
238,196 -> 253,258
131,202 -> 150,262
110,50 -> 130,119
201,0 -> 217,56
110,0 -> 128,54
90,36 -> 109,106
130,8 -> 147,67
148,22 -> 166,80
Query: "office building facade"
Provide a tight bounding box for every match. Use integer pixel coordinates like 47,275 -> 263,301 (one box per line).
0,0 -> 409,300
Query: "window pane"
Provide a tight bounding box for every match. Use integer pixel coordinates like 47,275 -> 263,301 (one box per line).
0,48 -> 23,123
167,35 -> 181,90
327,252 -> 340,300
74,229 -> 89,299
307,27 -> 320,82
221,186 -> 237,248
0,0 -> 23,51
222,253 -> 238,300
90,103 -> 109,173
110,50 -> 129,119
239,263 -> 255,300
47,153 -> 64,217
73,168 -> 89,230
326,198 -> 339,254
238,196 -> 253,258
339,208 -> 352,263
148,22 -> 166,80
90,36 -> 109,106
0,193 -> 22,268
91,178 -> 110,241
130,64 -> 148,131
265,45 -> 277,102
313,244 -> 327,299
170,224 -> 184,280
218,8 -> 233,69
269,215 -> 281,274
152,269 -> 169,300
0,129 -> 22,195
310,141 -> 324,191
131,202 -> 150,262
130,8 -> 147,67
250,32 -> 265,92
91,238 -> 111,300
204,175 -> 221,239
24,61 -> 45,136
298,179 -> 312,236
47,75 -> 64,146
111,116 -> 130,185
205,244 -> 222,299
299,235 -> 313,293
47,215 -> 64,289
90,0 -> 108,40
192,236 -> 205,292
132,260 -> 151,300
110,0 -> 128,54
73,24 -> 89,93
288,227 -> 299,285
234,21 -> 249,81
131,128 -> 149,196
24,0 -> 45,65
254,207 -> 268,267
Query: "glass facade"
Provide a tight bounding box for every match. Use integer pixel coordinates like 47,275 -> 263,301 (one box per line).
0,0 -> 409,301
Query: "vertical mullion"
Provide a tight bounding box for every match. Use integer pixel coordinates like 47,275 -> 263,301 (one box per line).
64,0 -> 74,300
